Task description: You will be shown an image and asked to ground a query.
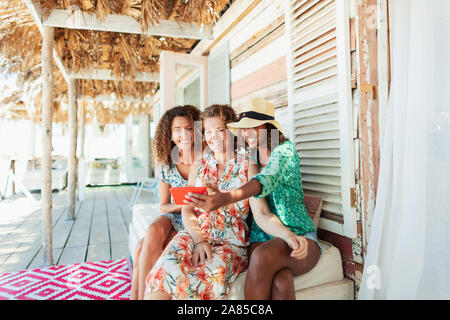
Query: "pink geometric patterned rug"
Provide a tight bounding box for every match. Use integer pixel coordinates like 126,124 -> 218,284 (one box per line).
0,259 -> 131,300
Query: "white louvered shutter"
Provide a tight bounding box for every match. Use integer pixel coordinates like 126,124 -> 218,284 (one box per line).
285,0 -> 356,238
208,41 -> 230,105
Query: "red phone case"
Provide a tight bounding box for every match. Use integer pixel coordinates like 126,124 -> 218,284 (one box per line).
170,187 -> 209,205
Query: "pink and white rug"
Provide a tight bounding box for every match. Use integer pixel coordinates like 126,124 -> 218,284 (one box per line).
0,259 -> 131,300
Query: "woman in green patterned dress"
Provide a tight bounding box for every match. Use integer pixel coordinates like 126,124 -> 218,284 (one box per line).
185,98 -> 321,300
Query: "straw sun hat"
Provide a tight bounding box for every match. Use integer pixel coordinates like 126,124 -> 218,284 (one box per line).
227,98 -> 285,135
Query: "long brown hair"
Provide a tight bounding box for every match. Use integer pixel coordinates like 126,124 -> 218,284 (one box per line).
153,105 -> 201,165
201,104 -> 238,125
201,104 -> 238,151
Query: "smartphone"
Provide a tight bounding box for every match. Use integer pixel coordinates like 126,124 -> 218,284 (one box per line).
170,186 -> 209,205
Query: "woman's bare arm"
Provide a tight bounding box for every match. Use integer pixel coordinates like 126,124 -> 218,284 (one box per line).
184,174 -> 262,212
159,179 -> 183,213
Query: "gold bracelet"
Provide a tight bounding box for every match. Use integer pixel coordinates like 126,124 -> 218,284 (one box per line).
194,239 -> 208,247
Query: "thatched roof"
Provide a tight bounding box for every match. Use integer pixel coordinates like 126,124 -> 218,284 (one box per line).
39,0 -> 229,28
0,0 -> 232,125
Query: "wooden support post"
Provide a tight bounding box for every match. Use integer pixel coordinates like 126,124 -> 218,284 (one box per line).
41,26 -> 54,266
77,102 -> 86,202
78,102 -> 85,158
141,114 -> 150,178
68,78 -> 78,220
125,115 -> 133,182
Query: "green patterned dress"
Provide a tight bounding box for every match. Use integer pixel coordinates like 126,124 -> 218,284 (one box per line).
249,140 -> 317,243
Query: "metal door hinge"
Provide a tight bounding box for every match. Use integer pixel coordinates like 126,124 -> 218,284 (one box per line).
350,187 -> 358,207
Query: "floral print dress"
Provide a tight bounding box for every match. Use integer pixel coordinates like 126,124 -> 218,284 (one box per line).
145,151 -> 250,300
160,163 -> 188,232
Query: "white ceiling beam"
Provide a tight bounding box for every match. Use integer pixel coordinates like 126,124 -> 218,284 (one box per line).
42,8 -> 213,40
71,69 -> 159,82
78,94 -> 152,103
23,0 -> 71,84
191,0 -> 263,56
53,51 -> 70,83
23,1 -> 43,33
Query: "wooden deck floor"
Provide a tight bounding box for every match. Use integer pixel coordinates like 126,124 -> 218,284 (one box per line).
0,185 -> 153,273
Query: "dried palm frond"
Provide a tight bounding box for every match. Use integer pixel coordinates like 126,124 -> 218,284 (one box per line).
96,0 -> 112,21
140,0 -> 164,30
87,99 -> 152,126
1,0 -> 231,123
80,0 -> 95,12
121,0 -> 141,20
164,0 -> 178,20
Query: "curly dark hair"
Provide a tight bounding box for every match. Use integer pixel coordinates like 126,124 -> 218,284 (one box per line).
153,105 -> 201,166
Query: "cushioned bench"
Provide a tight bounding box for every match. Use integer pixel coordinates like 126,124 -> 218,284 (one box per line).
128,203 -> 354,300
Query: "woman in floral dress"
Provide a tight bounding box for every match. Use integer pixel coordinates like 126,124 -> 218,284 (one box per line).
144,104 -> 250,300
186,98 -> 321,300
130,105 -> 202,300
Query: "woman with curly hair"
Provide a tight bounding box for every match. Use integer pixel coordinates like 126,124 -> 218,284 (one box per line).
130,105 -> 202,300
144,104 -> 251,300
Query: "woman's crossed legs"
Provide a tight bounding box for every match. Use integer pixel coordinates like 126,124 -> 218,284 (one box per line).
245,237 -> 320,300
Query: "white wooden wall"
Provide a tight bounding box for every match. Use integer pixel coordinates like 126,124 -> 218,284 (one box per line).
198,0 -> 288,113
229,0 -> 287,113
286,0 -> 357,238
208,41 -> 230,105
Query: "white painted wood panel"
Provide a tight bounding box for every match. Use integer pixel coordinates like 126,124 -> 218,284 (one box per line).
286,0 -> 356,238
295,102 -> 339,118
301,165 -> 341,176
302,182 -> 341,194
295,111 -> 339,126
291,76 -> 337,105
297,130 -> 340,143
335,0 -> 357,237
192,0 -> 281,55
291,0 -> 334,30
231,34 -> 287,83
160,51 -> 208,112
228,0 -> 285,53
292,32 -> 336,65
209,41 -> 231,105
297,139 -> 340,150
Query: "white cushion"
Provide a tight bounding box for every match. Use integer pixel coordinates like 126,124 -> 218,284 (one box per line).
129,204 -> 346,300
132,203 -> 161,237
128,222 -> 140,258
226,240 -> 343,299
